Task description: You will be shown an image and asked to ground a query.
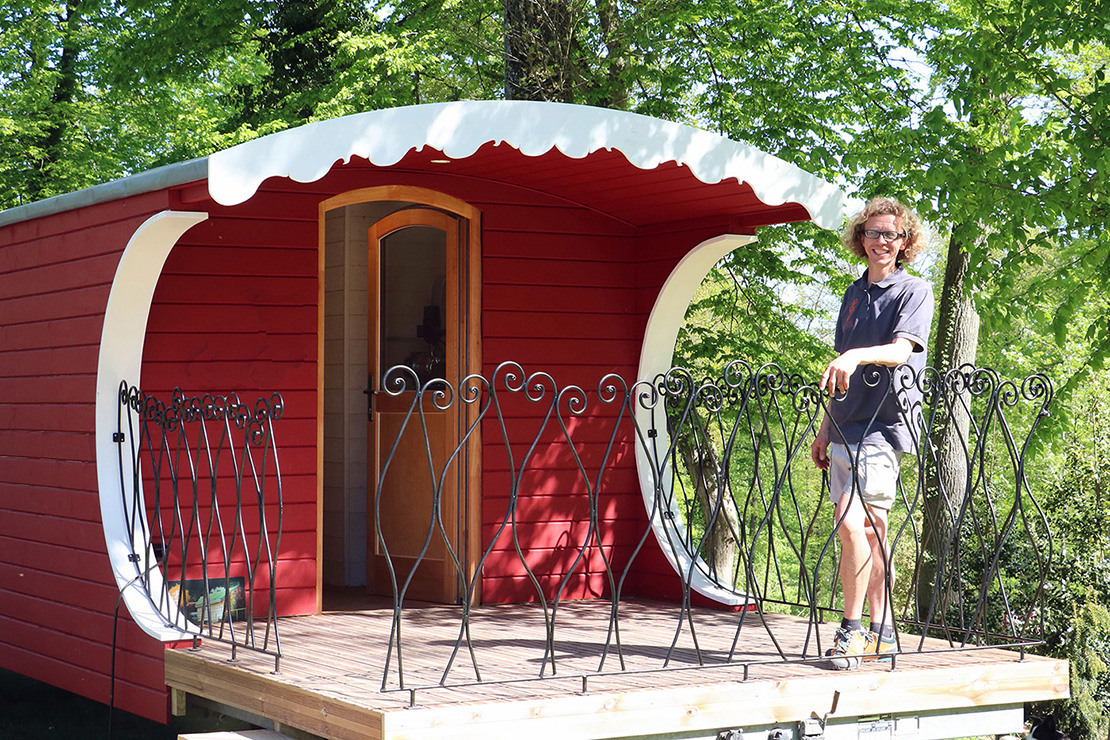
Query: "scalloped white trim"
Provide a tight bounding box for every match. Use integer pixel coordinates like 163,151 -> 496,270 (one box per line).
208,101 -> 849,229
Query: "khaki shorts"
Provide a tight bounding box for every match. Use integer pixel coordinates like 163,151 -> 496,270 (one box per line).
828,443 -> 901,510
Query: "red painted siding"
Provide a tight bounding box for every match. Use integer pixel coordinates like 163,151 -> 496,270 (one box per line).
478,199 -> 634,602
471,187 -> 718,603
181,164 -> 714,606
0,152 -> 752,723
159,164 -> 689,608
0,192 -> 177,722
141,196 -> 322,622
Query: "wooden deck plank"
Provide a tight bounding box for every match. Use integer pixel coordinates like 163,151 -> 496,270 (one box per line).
383,661 -> 1067,740
166,650 -> 387,740
165,599 -> 1068,740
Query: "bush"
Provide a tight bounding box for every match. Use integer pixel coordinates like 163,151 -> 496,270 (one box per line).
1030,453 -> 1110,739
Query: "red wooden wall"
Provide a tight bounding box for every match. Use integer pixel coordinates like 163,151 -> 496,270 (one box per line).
141,189 -> 322,620
0,192 -> 178,722
478,198 -> 639,603
148,160 -> 715,608
0,152 -> 746,724
148,164 -> 669,607
474,220 -> 741,605
460,175 -> 735,604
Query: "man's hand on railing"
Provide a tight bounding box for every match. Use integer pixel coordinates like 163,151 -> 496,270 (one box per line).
810,415 -> 831,471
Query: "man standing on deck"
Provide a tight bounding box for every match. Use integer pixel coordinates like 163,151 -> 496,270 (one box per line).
810,197 -> 934,670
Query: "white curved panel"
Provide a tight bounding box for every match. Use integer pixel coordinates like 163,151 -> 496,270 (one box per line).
208,101 -> 849,229
635,233 -> 757,606
96,210 -> 208,640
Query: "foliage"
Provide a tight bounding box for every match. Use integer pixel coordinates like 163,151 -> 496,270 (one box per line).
1028,433 -> 1110,740
862,1 -> 1110,375
0,0 -> 264,207
673,222 -> 850,383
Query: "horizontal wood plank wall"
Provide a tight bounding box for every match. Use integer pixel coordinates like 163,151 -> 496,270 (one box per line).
478,191 -> 637,604
142,193 -> 323,621
189,163 -> 694,608
475,189 -> 733,604
0,191 -> 177,722
156,164 -> 753,613
299,167 -> 746,606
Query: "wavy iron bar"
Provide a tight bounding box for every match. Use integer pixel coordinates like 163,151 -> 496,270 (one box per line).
374,361 -> 1054,693
115,381 -> 284,670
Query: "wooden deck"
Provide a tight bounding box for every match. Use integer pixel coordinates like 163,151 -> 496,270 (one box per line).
165,598 -> 1068,740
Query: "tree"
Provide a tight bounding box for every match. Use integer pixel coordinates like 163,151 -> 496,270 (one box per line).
1,0 -> 112,205
860,2 -> 1110,621
0,0 -> 261,208
231,0 -> 372,127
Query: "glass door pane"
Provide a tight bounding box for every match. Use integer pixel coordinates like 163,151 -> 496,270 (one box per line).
379,225 -> 447,384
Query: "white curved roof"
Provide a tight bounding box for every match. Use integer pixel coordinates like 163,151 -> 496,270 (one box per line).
208,100 -> 851,230
0,101 -> 852,231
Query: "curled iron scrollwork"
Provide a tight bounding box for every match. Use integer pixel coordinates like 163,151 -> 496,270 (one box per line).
114,381 -> 285,668
597,373 -> 626,406
557,384 -> 589,416
423,378 -> 456,411
382,365 -> 421,395
1023,373 -> 1054,416
113,360 -> 1057,690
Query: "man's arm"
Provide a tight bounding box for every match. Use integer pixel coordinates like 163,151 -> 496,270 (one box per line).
811,413 -> 832,470
818,337 -> 915,396
811,338 -> 914,469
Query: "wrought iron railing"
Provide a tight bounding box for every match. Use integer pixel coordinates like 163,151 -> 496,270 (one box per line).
373,361 -> 1055,692
115,382 -> 284,669
111,362 -> 1055,691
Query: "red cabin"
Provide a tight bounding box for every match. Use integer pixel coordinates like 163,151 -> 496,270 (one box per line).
0,102 -> 1063,738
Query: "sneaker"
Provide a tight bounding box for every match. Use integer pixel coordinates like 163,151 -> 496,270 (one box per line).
868,631 -> 897,659
825,627 -> 873,670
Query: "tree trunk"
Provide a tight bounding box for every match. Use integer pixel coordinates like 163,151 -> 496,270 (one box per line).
501,0 -> 631,107
502,0 -> 575,101
28,0 -> 83,201
681,436 -> 740,587
593,0 -> 628,109
916,225 -> 981,622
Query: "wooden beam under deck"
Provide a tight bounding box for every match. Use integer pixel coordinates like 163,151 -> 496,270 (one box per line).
164,599 -> 1068,740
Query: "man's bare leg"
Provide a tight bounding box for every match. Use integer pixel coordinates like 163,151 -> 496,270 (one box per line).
835,493 -> 872,620
863,506 -> 891,628
828,492 -> 875,669
863,506 -> 897,657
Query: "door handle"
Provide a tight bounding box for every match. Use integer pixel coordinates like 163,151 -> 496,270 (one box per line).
363,375 -> 376,421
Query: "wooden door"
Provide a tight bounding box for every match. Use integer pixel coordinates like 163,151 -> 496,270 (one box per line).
367,208 -> 461,603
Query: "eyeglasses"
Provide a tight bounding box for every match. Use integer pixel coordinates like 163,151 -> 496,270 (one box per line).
861,228 -> 906,241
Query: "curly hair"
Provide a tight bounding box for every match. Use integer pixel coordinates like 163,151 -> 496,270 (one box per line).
841,197 -> 928,265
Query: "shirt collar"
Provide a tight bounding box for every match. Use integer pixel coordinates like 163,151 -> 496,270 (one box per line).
856,266 -> 911,290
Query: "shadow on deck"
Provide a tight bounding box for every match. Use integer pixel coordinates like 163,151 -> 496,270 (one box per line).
165,597 -> 1067,740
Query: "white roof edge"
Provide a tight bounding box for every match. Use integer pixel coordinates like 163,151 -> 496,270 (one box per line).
0,102 -> 855,231
0,158 -> 208,228
209,101 -> 852,230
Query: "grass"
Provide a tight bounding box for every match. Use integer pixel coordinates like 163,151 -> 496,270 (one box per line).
0,667 -> 253,740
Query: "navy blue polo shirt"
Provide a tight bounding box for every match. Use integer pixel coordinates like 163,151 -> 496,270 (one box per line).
829,267 -> 935,452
